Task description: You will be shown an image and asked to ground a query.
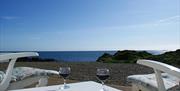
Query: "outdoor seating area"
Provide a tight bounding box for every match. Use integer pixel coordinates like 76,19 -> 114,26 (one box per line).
0,52 -> 58,91
127,60 -> 180,91
1,0 -> 179,90
0,52 -> 180,91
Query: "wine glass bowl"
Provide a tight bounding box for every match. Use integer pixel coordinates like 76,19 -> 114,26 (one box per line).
96,68 -> 110,91
59,67 -> 71,90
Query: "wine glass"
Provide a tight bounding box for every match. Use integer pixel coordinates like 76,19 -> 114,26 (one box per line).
96,68 -> 110,91
59,67 -> 71,90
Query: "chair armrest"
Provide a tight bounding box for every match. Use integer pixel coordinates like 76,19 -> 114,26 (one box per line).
0,52 -> 39,62
137,59 -> 180,78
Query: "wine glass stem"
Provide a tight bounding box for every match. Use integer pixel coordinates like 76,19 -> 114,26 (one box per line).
64,78 -> 66,86
101,81 -> 104,90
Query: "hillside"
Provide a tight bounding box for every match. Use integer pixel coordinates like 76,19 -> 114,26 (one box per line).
97,49 -> 180,65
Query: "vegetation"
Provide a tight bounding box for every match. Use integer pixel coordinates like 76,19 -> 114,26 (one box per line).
97,49 -> 180,65
17,57 -> 58,62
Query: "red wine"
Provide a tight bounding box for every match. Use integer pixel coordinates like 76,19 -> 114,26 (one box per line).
59,73 -> 69,78
96,75 -> 109,80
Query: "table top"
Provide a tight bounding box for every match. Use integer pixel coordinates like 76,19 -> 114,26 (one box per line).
10,81 -> 122,91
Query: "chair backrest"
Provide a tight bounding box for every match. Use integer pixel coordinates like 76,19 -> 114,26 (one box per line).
137,59 -> 180,91
0,52 -> 39,91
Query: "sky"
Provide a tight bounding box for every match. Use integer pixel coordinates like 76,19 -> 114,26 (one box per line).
0,0 -> 180,51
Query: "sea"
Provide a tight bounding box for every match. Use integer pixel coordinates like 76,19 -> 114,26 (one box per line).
0,50 -> 167,62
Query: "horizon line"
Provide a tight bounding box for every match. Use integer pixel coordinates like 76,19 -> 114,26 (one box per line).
0,49 -> 179,52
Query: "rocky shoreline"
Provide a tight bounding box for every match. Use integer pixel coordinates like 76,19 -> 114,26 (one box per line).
0,62 -> 156,86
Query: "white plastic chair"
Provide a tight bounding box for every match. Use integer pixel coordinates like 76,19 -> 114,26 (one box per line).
127,59 -> 180,91
0,52 -> 58,91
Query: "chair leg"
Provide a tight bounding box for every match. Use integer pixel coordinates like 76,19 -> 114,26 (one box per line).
36,76 -> 48,87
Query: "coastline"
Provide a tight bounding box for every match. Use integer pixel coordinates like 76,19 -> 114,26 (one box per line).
0,50 -> 166,62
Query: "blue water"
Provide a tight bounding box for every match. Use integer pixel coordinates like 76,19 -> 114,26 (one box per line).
0,50 -> 166,62
38,51 -> 116,62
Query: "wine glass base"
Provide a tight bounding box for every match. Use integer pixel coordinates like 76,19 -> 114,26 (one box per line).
100,88 -> 108,91
60,85 -> 70,90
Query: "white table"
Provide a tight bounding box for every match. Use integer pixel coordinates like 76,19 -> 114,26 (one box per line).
10,81 -> 122,91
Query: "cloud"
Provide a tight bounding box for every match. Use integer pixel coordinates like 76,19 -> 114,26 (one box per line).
157,15 -> 180,23
98,15 -> 180,31
0,16 -> 18,20
130,15 -> 180,27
